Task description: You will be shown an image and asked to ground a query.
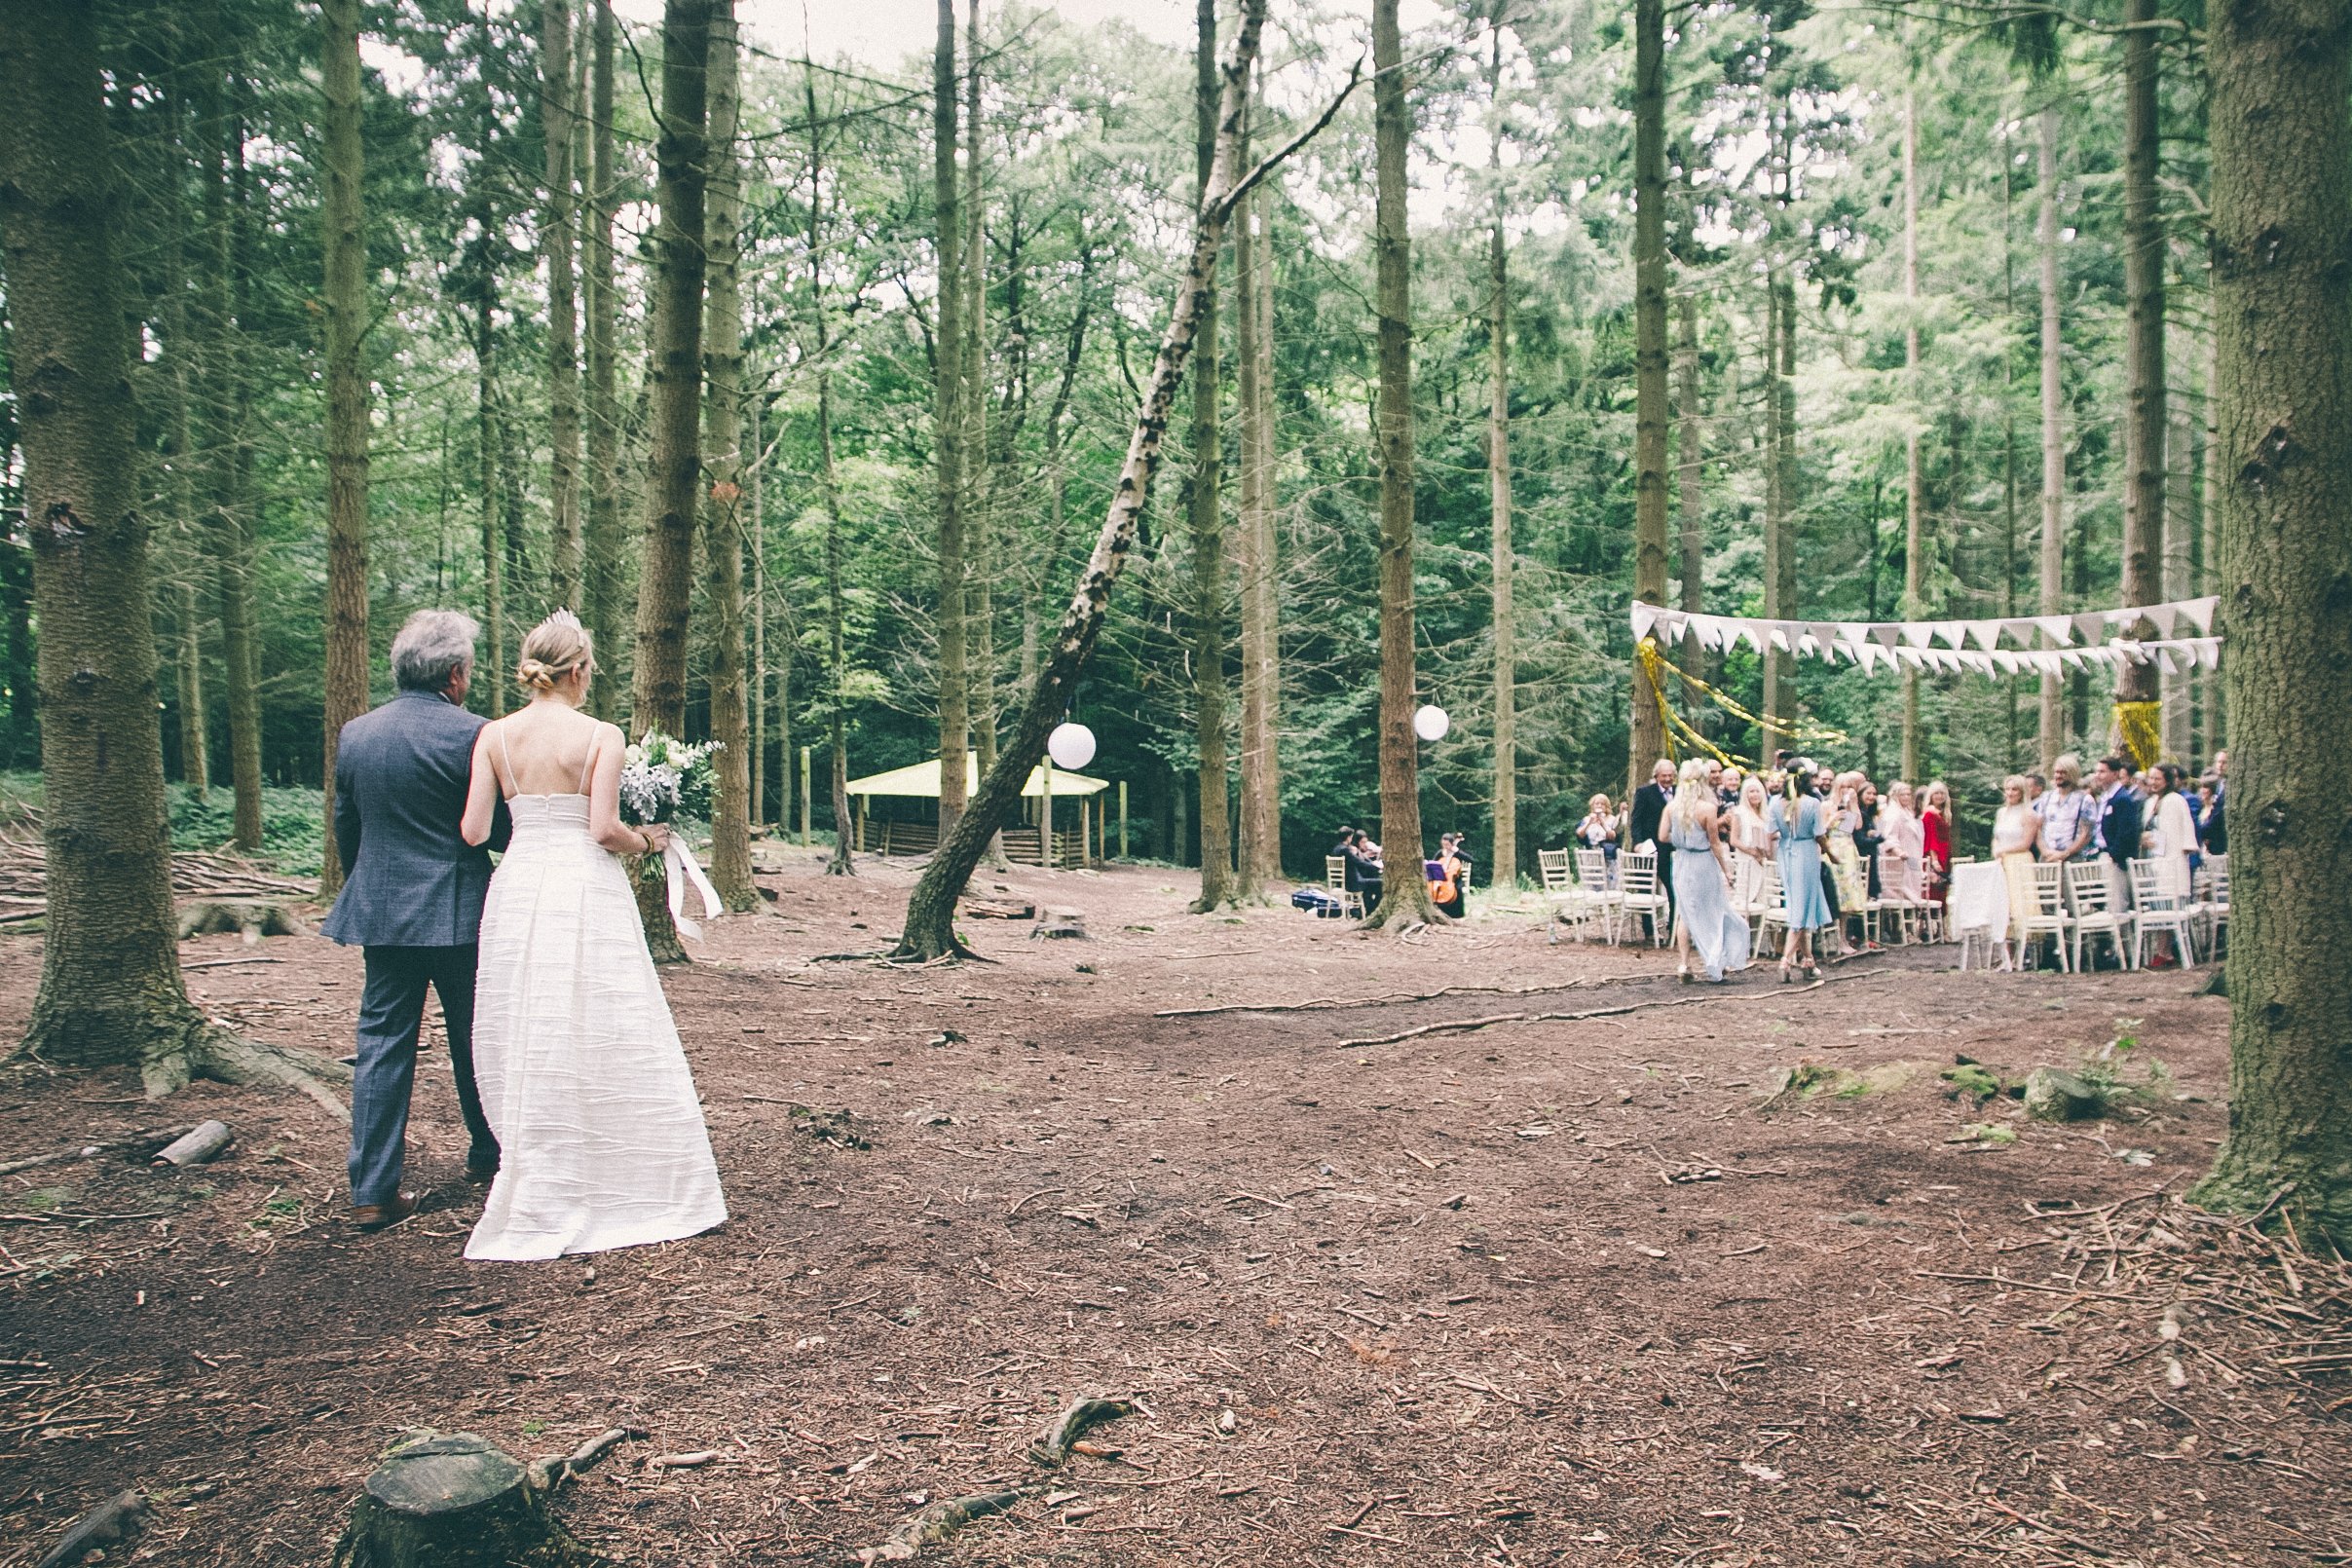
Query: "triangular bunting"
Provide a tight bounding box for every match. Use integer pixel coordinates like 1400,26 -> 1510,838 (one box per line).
1967,621 -> 2002,652
2035,615 -> 2073,647
2181,596 -> 2220,635
2072,612 -> 2109,646
2146,604 -> 2179,639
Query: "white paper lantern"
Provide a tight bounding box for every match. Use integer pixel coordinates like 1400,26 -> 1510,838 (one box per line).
1046,722 -> 1097,770
1412,704 -> 1450,742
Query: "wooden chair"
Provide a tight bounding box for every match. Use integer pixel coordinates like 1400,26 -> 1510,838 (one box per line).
2204,854 -> 2229,953
2128,858 -> 2199,969
1618,850 -> 1668,948
2064,859 -> 2133,972
1871,847 -> 1922,946
2021,862 -> 2075,972
1755,862 -> 1788,958
1325,856 -> 1364,920
1571,847 -> 1620,943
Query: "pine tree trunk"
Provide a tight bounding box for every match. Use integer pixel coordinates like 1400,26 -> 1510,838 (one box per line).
543,0 -> 582,611
627,0 -> 713,964
2115,0 -> 2166,728
1488,27 -> 1517,888
1188,0 -> 1234,912
2201,319 -> 2224,751
1626,0 -> 1669,797
1760,274 -> 1787,759
699,1 -> 754,912
158,62 -> 209,796
1236,151 -> 1271,895
583,0 -> 621,722
0,539 -> 30,767
1363,0 -> 1436,929
1901,77 -> 1924,781
802,62 -> 856,878
475,293 -> 504,718
2037,100 -> 2066,777
319,0 -> 371,900
932,0 -> 968,845
1674,294 -> 1703,684
2187,0 -> 2352,1236
3,1 -> 340,1108
197,21 -> 262,851
2163,319 -> 2194,760
1249,176 -> 1278,885
891,0 -> 1293,957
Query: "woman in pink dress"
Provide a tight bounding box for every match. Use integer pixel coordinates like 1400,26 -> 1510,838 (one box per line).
1878,780 -> 1923,903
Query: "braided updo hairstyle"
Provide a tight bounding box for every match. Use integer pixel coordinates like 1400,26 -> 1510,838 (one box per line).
516,609 -> 594,693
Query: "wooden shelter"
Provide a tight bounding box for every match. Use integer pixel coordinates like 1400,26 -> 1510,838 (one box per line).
844,758 -> 1111,866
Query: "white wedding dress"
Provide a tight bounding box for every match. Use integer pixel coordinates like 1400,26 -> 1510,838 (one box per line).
466,736 -> 727,1261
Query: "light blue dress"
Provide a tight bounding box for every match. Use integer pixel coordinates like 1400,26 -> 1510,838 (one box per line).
1769,794 -> 1831,932
1669,810 -> 1751,981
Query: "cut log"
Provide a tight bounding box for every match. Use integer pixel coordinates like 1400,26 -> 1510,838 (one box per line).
36,1490 -> 150,1568
2022,1067 -> 2107,1122
176,900 -> 313,944
152,1121 -> 234,1167
962,899 -> 1035,920
1028,910 -> 1089,942
330,1433 -> 586,1568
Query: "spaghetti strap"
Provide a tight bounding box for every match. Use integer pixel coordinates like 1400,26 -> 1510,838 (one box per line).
576,730 -> 597,798
497,722 -> 517,801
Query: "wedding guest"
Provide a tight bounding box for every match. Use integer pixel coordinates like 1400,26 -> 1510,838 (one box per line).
1768,763 -> 1832,982
1576,794 -> 1619,866
2038,754 -> 2094,864
1855,778 -> 1885,899
2143,763 -> 2197,969
2090,755 -> 2145,915
1992,774 -> 2039,968
1826,772 -> 1871,953
1628,758 -> 1679,918
1344,830 -> 1384,904
1879,781 -> 1923,904
1729,775 -> 1775,914
2203,750 -> 2229,854
1921,779 -> 1955,916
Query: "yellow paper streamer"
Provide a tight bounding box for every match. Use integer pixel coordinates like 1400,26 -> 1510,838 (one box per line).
2112,701 -> 2163,770
1639,638 -> 1853,759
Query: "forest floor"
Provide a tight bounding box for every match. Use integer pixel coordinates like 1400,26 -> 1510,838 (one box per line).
0,851 -> 2345,1567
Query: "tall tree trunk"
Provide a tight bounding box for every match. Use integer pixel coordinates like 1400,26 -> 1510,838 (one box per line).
318,0 -> 370,899
1188,0 -> 1234,911
628,0 -> 713,964
1626,0 -> 1668,797
932,0 -> 968,843
1674,294 -> 1703,684
962,5 -> 1010,874
750,392 -> 765,827
803,62 -> 856,877
1363,0 -> 1436,928
2,0 -> 341,1105
199,24 -> 262,850
2201,319 -> 2224,751
2115,0 -> 2165,739
2188,0 -> 2352,1236
543,0 -> 582,610
1773,268 -> 1797,728
1760,273 -> 1787,758
1235,117 -> 1272,893
583,0 -> 621,720
159,62 -> 208,795
0,536 -> 29,767
1901,76 -> 1924,781
1487,25 -> 1516,889
699,0 -> 754,912
2163,319 -> 2195,760
890,0 -> 1314,956
2037,100 -> 2066,777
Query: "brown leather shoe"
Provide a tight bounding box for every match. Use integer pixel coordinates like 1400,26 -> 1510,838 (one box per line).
350,1193 -> 418,1231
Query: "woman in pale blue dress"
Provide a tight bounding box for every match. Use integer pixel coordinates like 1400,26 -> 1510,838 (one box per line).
1668,759 -> 1752,983
1767,762 -> 1831,983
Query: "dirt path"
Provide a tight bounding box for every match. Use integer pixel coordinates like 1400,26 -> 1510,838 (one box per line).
1,856 -> 2343,1566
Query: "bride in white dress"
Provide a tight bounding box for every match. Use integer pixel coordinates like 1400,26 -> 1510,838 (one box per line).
457,612 -> 727,1260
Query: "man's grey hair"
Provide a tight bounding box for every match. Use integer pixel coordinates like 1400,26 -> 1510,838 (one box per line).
391,609 -> 480,691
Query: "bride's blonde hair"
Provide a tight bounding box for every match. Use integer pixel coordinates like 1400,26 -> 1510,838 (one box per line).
517,609 -> 594,692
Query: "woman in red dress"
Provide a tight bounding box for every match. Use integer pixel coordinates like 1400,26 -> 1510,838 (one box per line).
1920,779 -> 1955,921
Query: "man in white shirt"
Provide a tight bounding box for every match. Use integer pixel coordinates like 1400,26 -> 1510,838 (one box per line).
2038,754 -> 2093,863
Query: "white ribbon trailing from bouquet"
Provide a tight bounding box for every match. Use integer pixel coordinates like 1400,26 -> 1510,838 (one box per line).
663,839 -> 725,940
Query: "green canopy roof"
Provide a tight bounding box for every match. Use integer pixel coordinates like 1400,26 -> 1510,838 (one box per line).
844,757 -> 1109,799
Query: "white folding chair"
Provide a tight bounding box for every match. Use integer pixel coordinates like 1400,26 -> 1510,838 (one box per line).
1619,849 -> 1668,948
2065,859 -> 2134,972
1570,847 -> 1620,943
1325,856 -> 1364,920
2021,862 -> 2075,972
2129,858 -> 2199,968
1755,862 -> 1788,958
2204,854 -> 2229,953
1872,847 -> 1920,946
1541,849 -> 1593,942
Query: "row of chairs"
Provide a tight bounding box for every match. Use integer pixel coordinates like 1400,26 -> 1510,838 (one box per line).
1539,845 -> 1943,953
1970,855 -> 2228,972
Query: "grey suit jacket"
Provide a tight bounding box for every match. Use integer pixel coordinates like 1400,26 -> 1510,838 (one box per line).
320,689 -> 510,949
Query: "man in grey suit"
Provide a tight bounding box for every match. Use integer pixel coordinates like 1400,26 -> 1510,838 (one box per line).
322,610 -> 509,1230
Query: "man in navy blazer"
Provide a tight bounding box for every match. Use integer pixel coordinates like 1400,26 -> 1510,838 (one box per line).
322,610 -> 509,1229
2090,754 -> 2145,917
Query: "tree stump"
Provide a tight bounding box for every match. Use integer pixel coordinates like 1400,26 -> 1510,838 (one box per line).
176,900 -> 311,945
1029,909 -> 1089,941
332,1434 -> 579,1567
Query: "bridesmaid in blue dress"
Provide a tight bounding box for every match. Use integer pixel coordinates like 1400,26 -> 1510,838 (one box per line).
1767,762 -> 1832,982
1668,759 -> 1752,983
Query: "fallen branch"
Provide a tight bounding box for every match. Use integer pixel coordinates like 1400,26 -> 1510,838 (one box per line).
1334,970 -> 1874,1049
1006,1187 -> 1067,1219
857,1490 -> 1031,1565
0,1125 -> 196,1178
1155,975 -> 1620,1019
1026,1398 -> 1137,1468
524,1425 -> 646,1492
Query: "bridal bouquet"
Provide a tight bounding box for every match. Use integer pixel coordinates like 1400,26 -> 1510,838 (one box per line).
619,732 -> 721,826
618,732 -> 725,938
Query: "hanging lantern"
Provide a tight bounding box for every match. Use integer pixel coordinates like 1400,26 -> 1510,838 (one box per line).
1046,722 -> 1097,770
1413,705 -> 1450,742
